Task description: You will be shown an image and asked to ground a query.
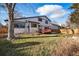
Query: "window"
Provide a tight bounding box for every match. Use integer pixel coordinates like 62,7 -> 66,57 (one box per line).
38,25 -> 41,27
14,24 -> 19,28
45,20 -> 48,24
38,18 -> 42,22
38,25 -> 41,29
31,23 -> 37,28
20,24 -> 25,28
14,23 -> 25,28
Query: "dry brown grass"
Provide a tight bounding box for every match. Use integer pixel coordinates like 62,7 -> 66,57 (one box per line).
52,38 -> 79,56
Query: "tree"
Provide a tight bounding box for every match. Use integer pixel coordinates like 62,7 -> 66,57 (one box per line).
66,20 -> 71,28
69,3 -> 79,34
0,3 -> 16,40
70,4 -> 79,27
6,3 -> 16,40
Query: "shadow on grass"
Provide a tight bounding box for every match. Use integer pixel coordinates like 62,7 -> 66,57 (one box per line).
12,42 -> 41,56
0,40 -> 13,56
12,42 -> 41,48
0,39 -> 41,56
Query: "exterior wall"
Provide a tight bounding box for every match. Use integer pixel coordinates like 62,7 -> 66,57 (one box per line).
50,25 -> 59,29
39,17 -> 50,27
14,27 -> 39,34
30,27 -> 38,33
14,22 -> 39,34
14,28 -> 25,34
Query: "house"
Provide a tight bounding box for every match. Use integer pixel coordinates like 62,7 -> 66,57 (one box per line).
50,23 -> 61,30
0,23 -> 3,28
5,16 -> 60,34
49,23 -> 61,33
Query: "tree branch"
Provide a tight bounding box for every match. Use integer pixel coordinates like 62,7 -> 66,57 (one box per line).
12,3 -> 16,12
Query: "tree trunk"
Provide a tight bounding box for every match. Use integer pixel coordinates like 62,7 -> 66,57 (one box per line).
7,5 -> 14,40
7,20 -> 14,40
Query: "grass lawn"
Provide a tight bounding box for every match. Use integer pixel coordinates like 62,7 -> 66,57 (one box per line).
0,34 -> 64,56
0,34 -> 79,56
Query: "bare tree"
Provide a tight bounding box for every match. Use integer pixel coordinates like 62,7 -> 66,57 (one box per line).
5,3 -> 16,40
66,20 -> 71,28
69,3 -> 79,34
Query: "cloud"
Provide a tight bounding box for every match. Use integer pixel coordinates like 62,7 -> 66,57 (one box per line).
36,5 -> 69,19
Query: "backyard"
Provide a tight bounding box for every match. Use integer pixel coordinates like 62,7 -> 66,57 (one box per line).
0,34 -> 79,56
0,3 -> 79,56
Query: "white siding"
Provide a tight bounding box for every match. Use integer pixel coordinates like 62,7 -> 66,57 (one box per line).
27,18 -> 39,22
14,28 -> 25,34
39,17 -> 49,26
30,28 -> 38,33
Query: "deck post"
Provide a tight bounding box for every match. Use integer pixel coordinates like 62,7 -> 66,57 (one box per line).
29,22 -> 31,34
25,22 -> 28,34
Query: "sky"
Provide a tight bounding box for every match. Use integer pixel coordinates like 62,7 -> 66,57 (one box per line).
0,3 -> 73,25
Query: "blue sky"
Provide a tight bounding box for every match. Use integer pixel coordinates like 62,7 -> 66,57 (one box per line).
0,3 -> 73,25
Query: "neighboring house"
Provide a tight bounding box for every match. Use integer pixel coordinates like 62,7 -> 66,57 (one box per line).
0,23 -> 3,28
5,16 -> 60,34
